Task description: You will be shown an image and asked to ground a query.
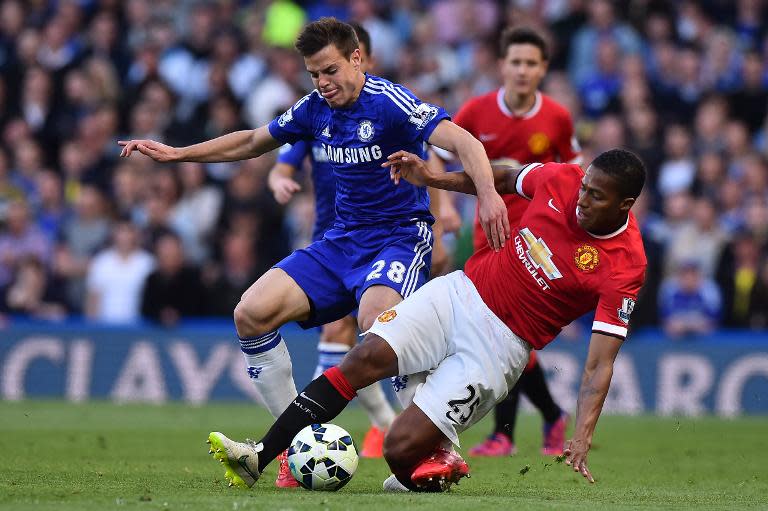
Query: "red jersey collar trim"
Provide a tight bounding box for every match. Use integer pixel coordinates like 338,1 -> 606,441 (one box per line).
576,207 -> 630,239
496,89 -> 542,119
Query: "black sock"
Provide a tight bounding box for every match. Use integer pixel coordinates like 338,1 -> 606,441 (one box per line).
256,373 -> 353,472
493,384 -> 520,440
521,362 -> 561,423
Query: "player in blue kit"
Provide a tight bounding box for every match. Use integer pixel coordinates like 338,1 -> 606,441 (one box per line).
119,17 -> 508,488
267,23 -> 397,466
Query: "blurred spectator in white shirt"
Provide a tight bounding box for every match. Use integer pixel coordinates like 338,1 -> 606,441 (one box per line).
85,219 -> 154,324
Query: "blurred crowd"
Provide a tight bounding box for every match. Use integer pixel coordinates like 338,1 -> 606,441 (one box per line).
0,0 -> 766,336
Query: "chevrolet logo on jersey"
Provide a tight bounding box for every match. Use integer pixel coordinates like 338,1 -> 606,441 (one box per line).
520,228 -> 563,280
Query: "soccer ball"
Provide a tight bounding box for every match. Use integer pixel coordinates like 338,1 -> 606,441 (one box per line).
287,423 -> 359,491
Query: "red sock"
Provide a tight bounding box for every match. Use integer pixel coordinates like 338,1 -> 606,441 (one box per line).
323,366 -> 357,400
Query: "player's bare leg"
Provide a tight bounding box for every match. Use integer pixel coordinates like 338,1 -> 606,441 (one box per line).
383,404 -> 469,492
225,268 -> 313,488
344,334 -> 469,493
356,285 -> 403,332
236,268 -> 311,336
212,334 -> 396,489
317,315 -> 396,458
234,268 -> 311,417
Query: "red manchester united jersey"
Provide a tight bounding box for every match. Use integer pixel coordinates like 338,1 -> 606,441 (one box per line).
464,162 -> 646,349
453,89 -> 581,252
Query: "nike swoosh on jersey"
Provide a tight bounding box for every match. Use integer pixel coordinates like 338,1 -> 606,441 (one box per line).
547,198 -> 561,213
300,392 -> 327,412
478,133 -> 497,141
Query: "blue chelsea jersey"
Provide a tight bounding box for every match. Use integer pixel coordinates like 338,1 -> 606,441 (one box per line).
277,140 -> 336,241
268,74 -> 449,228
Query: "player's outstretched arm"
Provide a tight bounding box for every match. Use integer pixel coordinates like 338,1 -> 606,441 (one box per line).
426,120 -> 509,250
565,332 -> 623,484
384,151 -> 520,195
118,126 -> 282,163
268,163 -> 301,205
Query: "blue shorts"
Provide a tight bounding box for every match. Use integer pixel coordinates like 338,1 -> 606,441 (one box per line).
276,221 -> 433,329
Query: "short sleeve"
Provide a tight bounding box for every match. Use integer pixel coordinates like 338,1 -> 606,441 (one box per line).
515,162 -> 583,200
267,92 -> 316,145
592,266 -> 646,339
379,82 -> 450,143
277,141 -> 310,168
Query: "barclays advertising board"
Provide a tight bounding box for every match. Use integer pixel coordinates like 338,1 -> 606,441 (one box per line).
0,322 -> 766,416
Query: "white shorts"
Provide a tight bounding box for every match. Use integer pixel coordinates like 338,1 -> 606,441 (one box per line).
367,270 -> 531,445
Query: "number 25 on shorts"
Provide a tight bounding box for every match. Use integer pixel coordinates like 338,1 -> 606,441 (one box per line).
366,259 -> 407,284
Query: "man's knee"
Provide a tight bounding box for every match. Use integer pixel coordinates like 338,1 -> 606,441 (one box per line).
382,427 -> 409,468
233,269 -> 311,336
383,423 -> 427,471
383,406 -> 447,472
233,297 -> 274,334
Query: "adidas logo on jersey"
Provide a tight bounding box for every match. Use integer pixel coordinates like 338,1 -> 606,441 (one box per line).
321,125 -> 331,138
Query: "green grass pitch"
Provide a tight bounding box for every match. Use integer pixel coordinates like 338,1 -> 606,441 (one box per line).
0,401 -> 766,510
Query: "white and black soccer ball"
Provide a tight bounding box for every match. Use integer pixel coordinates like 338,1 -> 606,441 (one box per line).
287,423 -> 359,491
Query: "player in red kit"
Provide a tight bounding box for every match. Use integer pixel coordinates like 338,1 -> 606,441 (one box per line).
453,27 -> 581,253
206,148 -> 646,492
452,27 -> 581,457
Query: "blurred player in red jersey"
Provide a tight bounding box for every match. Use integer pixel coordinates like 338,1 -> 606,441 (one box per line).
210,148 -> 646,492
450,27 -> 581,457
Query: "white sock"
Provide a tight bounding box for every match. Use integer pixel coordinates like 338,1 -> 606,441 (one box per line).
315,341 -> 396,430
313,341 -> 349,379
383,474 -> 410,492
358,382 -> 396,430
240,331 -> 297,418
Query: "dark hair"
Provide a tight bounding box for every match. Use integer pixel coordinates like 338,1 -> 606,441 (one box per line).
591,149 -> 646,199
295,17 -> 359,58
348,22 -> 372,56
500,26 -> 548,60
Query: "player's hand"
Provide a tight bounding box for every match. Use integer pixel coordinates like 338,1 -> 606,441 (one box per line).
118,139 -> 180,162
269,174 -> 302,204
383,150 -> 435,187
477,190 -> 509,252
564,438 -> 595,483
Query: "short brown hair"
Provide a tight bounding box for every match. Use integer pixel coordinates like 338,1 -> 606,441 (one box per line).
295,17 -> 359,58
500,26 -> 548,61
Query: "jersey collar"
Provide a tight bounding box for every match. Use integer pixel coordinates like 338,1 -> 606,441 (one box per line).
576,207 -> 630,239
497,88 -> 542,119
